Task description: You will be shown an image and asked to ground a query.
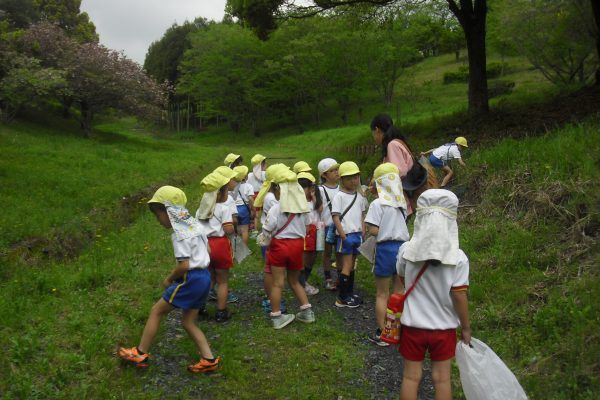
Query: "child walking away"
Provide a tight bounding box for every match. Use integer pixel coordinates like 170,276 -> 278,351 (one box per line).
332,161 -> 368,308
224,153 -> 243,168
317,158 -> 340,291
261,165 -> 315,329
196,173 -> 236,323
396,189 -> 472,400
212,166 -> 240,304
118,186 -> 220,373
297,171 -> 322,296
364,163 -> 410,346
247,154 -> 267,232
420,137 -> 468,187
233,165 -> 254,245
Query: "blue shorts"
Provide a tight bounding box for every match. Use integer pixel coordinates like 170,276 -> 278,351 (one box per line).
325,223 -> 337,245
236,205 -> 251,225
336,232 -> 363,255
162,268 -> 210,310
429,154 -> 446,169
374,241 -> 403,278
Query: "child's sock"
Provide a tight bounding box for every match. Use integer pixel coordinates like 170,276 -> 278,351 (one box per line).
304,267 -> 313,281
349,270 -> 355,294
204,357 -> 216,362
338,274 -> 350,299
136,347 -> 146,355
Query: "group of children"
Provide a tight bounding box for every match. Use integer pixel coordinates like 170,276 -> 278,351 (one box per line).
118,144 -> 472,400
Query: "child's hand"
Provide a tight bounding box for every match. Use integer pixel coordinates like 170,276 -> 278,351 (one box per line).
461,327 -> 472,346
162,278 -> 172,289
339,231 -> 347,241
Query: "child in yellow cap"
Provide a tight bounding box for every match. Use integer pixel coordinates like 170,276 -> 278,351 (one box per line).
118,186 -> 220,373
297,171 -> 322,296
232,165 -> 254,245
224,153 -> 243,168
196,172 -> 236,322
364,163 -> 410,346
420,137 -> 468,187
331,161 -> 368,308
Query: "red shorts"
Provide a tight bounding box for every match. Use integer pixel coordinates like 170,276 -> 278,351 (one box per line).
266,238 -> 304,271
304,224 -> 317,252
399,325 -> 457,362
208,236 -> 233,270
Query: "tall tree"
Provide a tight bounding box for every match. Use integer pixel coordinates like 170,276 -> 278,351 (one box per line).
227,0 -> 490,116
591,0 -> 600,85
33,0 -> 97,42
0,0 -> 39,29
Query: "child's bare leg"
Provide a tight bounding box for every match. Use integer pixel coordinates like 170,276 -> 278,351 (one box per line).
181,309 -> 214,359
302,251 -> 317,285
375,277 -> 391,331
139,298 -> 174,352
431,359 -> 452,400
215,269 -> 229,311
400,359 -> 423,400
441,166 -> 453,187
323,243 -> 333,272
341,254 -> 354,276
263,271 -> 273,298
238,224 -> 249,244
270,266 -> 286,313
287,269 -> 309,306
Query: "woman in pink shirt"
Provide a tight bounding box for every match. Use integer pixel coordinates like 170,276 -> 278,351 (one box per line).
371,114 -> 415,214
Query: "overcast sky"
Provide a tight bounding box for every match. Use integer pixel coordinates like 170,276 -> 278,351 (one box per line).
80,0 -> 227,65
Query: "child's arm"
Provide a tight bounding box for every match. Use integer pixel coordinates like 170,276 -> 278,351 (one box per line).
420,148 -> 434,156
163,259 -> 189,288
223,222 -> 235,236
366,223 -> 379,237
451,290 -> 472,345
458,158 -> 466,167
332,214 -> 346,240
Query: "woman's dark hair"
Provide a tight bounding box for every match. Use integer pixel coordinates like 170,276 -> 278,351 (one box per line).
217,185 -> 229,201
370,114 -> 394,133
148,202 -> 166,214
382,125 -> 412,159
298,178 -> 323,211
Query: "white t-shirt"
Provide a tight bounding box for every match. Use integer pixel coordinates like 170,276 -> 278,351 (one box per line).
433,144 -> 462,161
396,243 -> 470,330
247,171 -> 266,193
199,203 -> 233,237
171,233 -> 210,269
364,199 -> 409,242
235,182 -> 254,207
225,196 -> 238,216
263,204 -> 308,239
306,201 -> 320,226
319,184 -> 339,225
260,192 -> 278,225
331,190 -> 367,234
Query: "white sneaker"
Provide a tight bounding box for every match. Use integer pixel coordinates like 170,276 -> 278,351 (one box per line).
272,313 -> 295,329
296,308 -> 315,323
304,283 -> 319,296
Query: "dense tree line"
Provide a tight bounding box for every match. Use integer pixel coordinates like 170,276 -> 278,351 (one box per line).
0,0 -> 165,135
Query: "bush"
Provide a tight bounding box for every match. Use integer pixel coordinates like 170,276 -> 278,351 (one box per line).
488,80 -> 515,98
443,62 -> 511,84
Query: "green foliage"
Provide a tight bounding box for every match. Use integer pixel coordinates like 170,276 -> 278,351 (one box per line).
495,0 -> 598,85
443,65 -> 469,83
32,0 -> 98,43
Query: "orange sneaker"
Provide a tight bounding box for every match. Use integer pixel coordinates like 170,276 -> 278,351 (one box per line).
118,347 -> 149,368
188,356 -> 221,373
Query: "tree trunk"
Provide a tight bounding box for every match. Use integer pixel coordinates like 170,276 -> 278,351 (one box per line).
591,0 -> 600,85
448,0 -> 489,116
80,101 -> 93,137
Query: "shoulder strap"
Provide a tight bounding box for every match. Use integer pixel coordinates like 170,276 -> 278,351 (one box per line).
340,192 -> 358,221
404,261 -> 429,299
274,213 -> 296,236
238,189 -> 250,211
321,185 -> 334,212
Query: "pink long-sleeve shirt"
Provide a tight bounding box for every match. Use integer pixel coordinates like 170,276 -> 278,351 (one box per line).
384,139 -> 414,215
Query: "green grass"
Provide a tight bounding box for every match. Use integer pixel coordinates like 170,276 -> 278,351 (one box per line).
1,50 -> 599,399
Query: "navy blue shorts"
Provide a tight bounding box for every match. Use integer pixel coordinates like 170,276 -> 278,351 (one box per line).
236,204 -> 251,225
429,154 -> 446,169
373,240 -> 403,277
336,232 -> 363,255
163,268 -> 211,310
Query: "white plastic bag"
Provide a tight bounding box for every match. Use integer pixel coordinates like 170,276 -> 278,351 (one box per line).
358,236 -> 376,264
456,337 -> 528,400
315,221 -> 325,251
232,235 -> 251,263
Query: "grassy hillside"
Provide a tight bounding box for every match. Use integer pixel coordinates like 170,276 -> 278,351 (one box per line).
1,52 -> 598,399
